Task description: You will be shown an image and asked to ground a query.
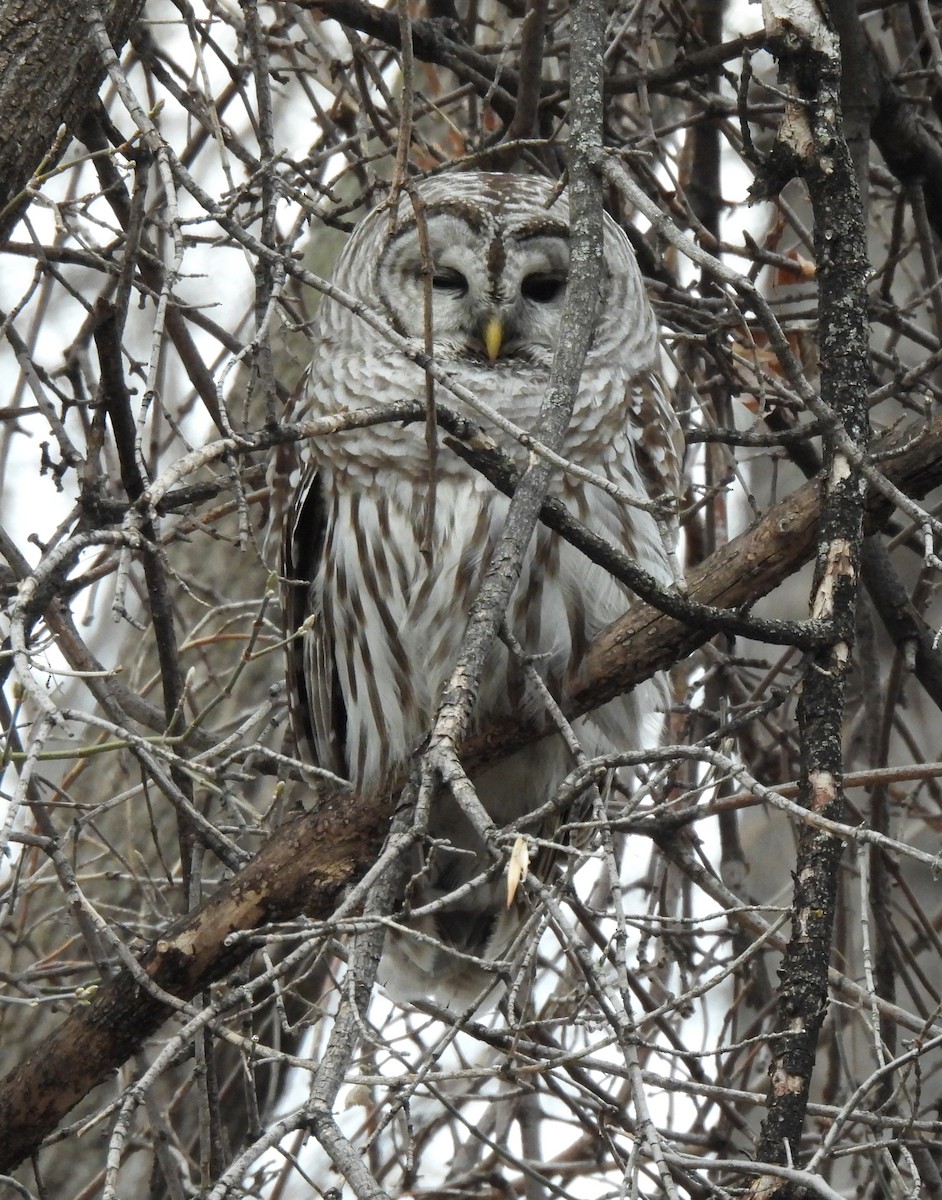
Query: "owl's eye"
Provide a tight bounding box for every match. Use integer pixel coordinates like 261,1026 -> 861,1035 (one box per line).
430,270 -> 468,295
522,273 -> 567,303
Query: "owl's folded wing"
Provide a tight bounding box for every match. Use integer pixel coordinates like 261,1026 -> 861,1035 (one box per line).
282,463 -> 348,778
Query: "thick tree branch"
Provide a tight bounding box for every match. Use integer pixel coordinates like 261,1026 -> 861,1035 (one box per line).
4,396 -> 942,1167
752,0 -> 872,1183
7,0 -> 942,1193
0,0 -> 143,240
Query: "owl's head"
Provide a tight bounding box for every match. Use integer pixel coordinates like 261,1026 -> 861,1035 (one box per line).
327,172 -> 654,372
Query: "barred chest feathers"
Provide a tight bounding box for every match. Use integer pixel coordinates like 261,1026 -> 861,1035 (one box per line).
313,442 -> 665,808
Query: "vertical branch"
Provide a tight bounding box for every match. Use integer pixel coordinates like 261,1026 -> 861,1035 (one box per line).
503,0 -> 550,147
392,0 -> 415,185
93,306 -> 201,893
752,0 -> 871,1183
243,0 -> 280,429
428,0 -> 606,758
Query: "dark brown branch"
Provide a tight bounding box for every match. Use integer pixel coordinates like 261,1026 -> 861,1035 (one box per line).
0,786 -> 377,1174
440,417 -> 827,650
94,302 -> 202,886
752,1 -> 872,1179
297,0 -> 522,120
5,394 -> 942,1167
502,0 -> 550,145
822,0 -> 942,242
873,78 -> 942,244
76,112 -> 234,433
862,535 -> 942,712
295,1 -> 764,126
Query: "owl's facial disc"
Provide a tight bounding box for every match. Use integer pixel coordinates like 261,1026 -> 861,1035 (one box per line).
426,234 -> 570,362
379,213 -> 572,365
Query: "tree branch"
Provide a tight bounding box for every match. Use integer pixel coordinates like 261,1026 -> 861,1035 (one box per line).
0,0 -> 143,240
752,0 -> 872,1182
4,395 -> 942,1167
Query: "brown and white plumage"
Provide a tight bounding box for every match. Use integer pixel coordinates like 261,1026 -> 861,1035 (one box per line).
282,172 -> 681,1008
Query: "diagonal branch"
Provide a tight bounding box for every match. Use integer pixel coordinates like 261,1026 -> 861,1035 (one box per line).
4,398 -> 942,1167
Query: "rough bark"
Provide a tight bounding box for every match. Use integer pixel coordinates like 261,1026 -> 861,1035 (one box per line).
3,399 -> 942,1169
751,0 -> 872,1185
0,0 -> 143,241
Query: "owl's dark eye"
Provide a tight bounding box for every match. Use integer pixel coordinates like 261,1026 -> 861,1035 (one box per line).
430,270 -> 468,295
522,273 -> 566,303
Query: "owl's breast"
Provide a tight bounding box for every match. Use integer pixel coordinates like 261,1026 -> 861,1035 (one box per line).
297,340 -> 641,485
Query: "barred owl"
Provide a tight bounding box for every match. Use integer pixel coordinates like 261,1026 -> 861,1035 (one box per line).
283,172 -> 681,1009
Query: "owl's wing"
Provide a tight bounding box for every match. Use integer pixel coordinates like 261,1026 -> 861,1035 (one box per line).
629,372 -> 684,501
282,462 -> 348,777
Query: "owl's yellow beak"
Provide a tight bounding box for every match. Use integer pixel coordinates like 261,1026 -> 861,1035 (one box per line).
483,315 -> 504,361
